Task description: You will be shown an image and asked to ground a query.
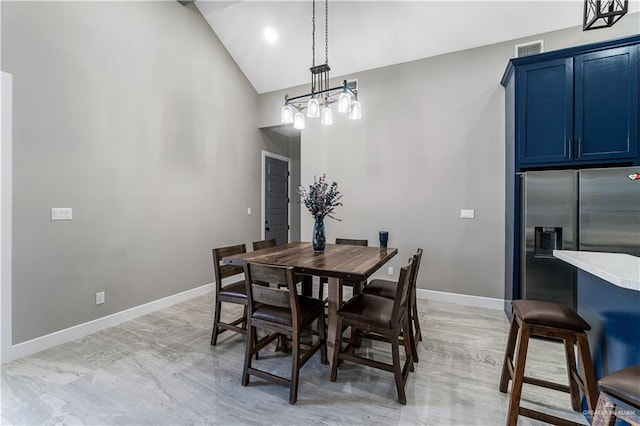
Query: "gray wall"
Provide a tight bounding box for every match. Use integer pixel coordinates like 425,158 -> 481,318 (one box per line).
258,14 -> 639,300
1,1 -> 267,343
2,0 -> 637,343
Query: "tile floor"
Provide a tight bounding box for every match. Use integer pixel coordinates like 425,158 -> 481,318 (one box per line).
1,294 -> 589,425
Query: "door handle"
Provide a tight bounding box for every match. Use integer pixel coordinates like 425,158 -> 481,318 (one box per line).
265,227 -> 270,231
576,138 -> 582,157
568,138 -> 574,159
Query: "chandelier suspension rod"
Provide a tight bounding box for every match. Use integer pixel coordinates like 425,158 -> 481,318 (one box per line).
311,0 -> 316,91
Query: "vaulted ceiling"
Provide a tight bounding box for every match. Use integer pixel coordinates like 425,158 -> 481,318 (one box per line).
195,1 -> 639,94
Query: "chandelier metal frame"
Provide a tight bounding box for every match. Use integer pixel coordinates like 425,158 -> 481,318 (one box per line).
583,0 -> 629,30
281,0 -> 361,128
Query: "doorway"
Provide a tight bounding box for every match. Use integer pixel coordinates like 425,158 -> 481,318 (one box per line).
262,152 -> 290,244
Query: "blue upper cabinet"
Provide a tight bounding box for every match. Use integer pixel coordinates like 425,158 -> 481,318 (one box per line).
575,46 -> 638,162
517,58 -> 574,165
503,36 -> 640,170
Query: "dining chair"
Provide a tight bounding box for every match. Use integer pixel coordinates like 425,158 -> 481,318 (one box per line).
330,258 -> 414,404
318,238 -> 368,301
363,248 -> 423,361
252,238 -> 276,251
253,237 -> 296,353
242,262 -> 327,404
210,243 -> 249,346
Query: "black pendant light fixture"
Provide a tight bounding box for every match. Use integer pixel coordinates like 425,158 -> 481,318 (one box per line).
583,0 -> 629,30
281,0 -> 361,129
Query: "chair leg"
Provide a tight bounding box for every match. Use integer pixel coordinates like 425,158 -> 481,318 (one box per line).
412,288 -> 422,342
318,278 -> 325,301
318,313 -> 327,365
564,335 -> 582,411
403,317 -> 415,373
242,324 -> 256,386
576,332 -> 599,414
391,331 -> 407,405
289,333 -> 301,405
211,300 -> 222,346
506,323 -> 530,426
499,316 -> 520,393
330,317 -> 343,382
407,306 -> 419,363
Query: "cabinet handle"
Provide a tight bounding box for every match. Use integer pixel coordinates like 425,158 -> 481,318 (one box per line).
568,138 -> 573,159
576,138 -> 582,157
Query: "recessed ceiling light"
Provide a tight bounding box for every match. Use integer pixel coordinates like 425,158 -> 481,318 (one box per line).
264,26 -> 278,44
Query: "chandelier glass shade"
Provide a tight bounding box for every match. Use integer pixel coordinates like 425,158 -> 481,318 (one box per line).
281,0 -> 361,128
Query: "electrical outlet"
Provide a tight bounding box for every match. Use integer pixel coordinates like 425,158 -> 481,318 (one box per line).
247,207 -> 252,215
95,291 -> 105,305
388,266 -> 394,275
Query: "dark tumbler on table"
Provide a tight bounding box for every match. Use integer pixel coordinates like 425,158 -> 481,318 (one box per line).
379,231 -> 389,249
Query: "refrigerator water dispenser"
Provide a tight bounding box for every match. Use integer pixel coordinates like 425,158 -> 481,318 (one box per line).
534,227 -> 562,258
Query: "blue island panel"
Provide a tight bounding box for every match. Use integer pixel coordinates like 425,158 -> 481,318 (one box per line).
577,269 -> 640,381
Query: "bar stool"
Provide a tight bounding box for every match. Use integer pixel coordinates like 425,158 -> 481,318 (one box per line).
499,300 -> 599,426
592,365 -> 640,426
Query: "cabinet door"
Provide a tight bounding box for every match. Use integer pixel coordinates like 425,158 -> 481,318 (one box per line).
575,46 -> 639,161
517,58 -> 574,166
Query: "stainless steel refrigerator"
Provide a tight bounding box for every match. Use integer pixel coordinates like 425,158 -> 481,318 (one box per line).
520,166 -> 640,309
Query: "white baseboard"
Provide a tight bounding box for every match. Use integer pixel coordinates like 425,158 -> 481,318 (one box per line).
416,288 -> 505,311
3,283 -> 504,363
2,283 -> 214,363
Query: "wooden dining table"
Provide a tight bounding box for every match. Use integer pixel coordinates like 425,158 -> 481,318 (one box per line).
222,241 -> 398,369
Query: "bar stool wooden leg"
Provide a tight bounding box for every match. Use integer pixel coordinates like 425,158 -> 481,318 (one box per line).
500,316 -> 520,393
506,324 -> 531,426
593,393 -> 618,426
564,334 -> 582,411
576,333 -> 598,413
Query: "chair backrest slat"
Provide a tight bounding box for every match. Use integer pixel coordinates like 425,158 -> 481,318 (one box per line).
252,238 -> 277,251
251,285 -> 291,308
212,244 -> 247,290
244,263 -> 299,319
409,248 -> 423,304
392,258 -> 414,323
335,238 -> 368,246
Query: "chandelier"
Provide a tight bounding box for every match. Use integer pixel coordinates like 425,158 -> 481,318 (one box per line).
583,0 -> 628,30
280,0 -> 361,129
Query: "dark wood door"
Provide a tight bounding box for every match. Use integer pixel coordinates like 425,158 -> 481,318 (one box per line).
264,156 -> 289,245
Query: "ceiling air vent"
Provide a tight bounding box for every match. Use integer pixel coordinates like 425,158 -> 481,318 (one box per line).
515,40 -> 544,58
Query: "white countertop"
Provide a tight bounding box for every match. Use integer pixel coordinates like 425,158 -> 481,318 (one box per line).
553,250 -> 640,292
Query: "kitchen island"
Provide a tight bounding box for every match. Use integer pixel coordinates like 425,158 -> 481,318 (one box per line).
553,250 -> 640,382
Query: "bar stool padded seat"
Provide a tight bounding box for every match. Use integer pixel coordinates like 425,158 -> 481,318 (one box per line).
598,365 -> 640,408
513,299 -> 590,332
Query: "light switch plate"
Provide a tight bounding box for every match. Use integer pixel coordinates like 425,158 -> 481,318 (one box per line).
460,209 -> 475,219
51,208 -> 73,220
